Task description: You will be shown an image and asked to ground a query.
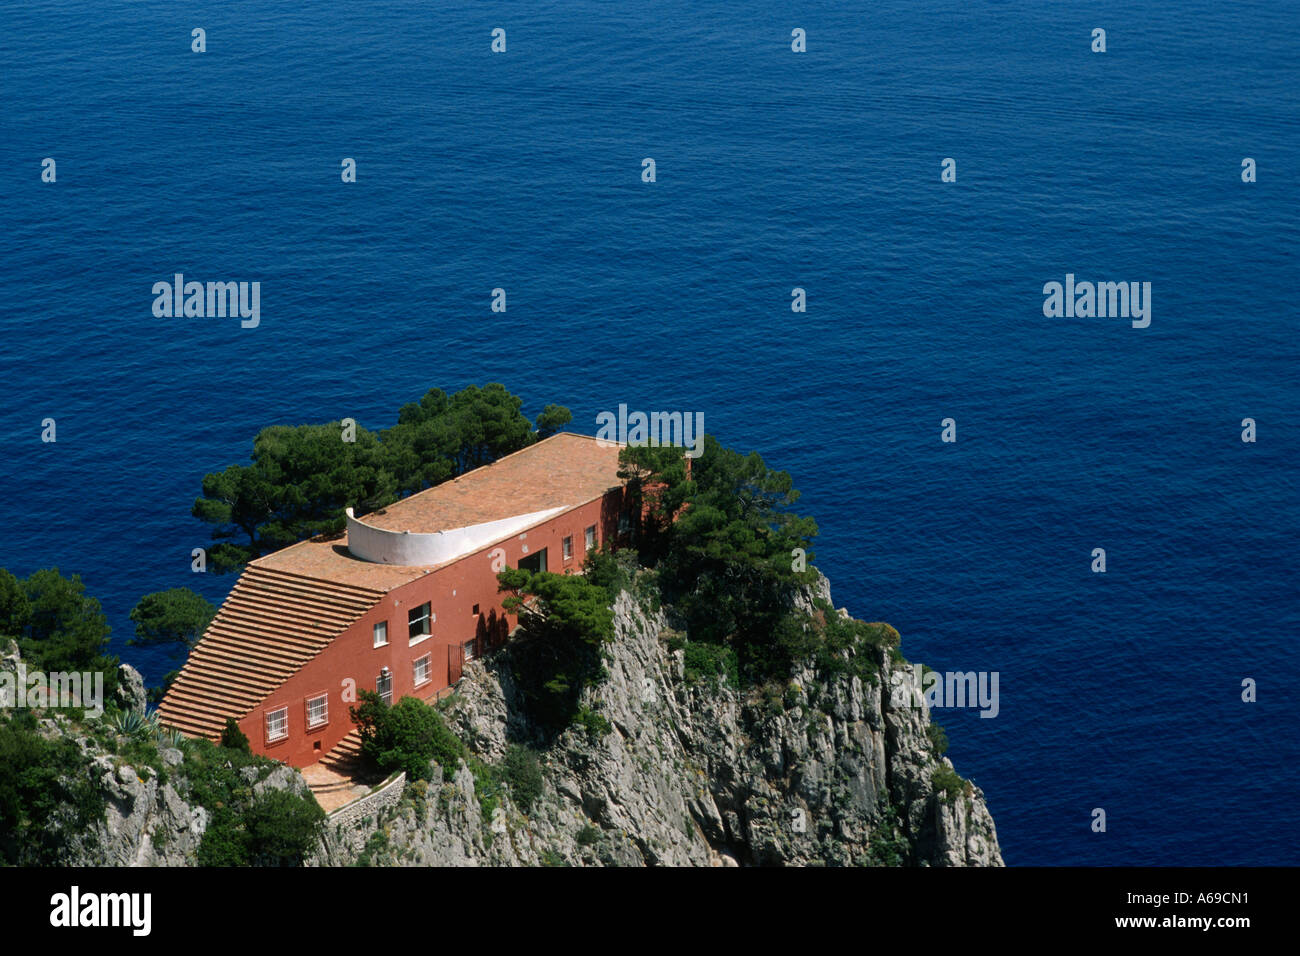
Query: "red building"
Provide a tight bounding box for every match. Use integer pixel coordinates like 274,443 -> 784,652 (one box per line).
158,433 -> 630,768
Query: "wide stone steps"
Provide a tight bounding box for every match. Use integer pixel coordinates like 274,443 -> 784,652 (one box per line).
158,565 -> 382,739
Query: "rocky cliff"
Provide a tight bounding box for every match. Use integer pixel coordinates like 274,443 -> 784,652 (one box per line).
319,575 -> 1002,867
10,575 -> 1001,867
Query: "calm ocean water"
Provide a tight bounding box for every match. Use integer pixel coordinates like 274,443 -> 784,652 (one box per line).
2,1 -> 1297,865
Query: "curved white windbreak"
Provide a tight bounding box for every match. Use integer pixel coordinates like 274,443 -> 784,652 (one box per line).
345,506 -> 569,566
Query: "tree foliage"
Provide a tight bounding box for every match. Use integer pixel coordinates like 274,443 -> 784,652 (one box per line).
128,588 -> 216,653
193,384 -> 571,571
0,712 -> 106,865
192,422 -> 397,571
0,567 -> 119,700
349,691 -> 465,782
617,435 -> 820,682
496,566 -> 615,739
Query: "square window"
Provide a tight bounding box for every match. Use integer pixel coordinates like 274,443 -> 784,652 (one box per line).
306,694 -> 328,728
414,654 -> 432,687
373,621 -> 388,647
265,707 -> 288,742
408,602 -> 431,643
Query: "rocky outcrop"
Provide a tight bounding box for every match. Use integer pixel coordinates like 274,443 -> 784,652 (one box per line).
321,576 -> 1002,867
10,575 -> 1000,867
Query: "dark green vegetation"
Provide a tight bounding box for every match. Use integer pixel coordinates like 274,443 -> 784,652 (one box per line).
349,692 -> 548,822
614,437 -> 894,688
350,691 -> 465,783
181,738 -> 326,866
221,716 -> 251,753
0,567 -> 120,701
129,587 -> 216,700
128,588 -> 215,653
0,712 -> 106,865
193,383 -> 572,571
499,744 -> 544,812
496,558 -> 616,741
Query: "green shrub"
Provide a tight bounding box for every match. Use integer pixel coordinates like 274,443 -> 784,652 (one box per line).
355,829 -> 389,867
220,717 -> 250,753
681,641 -> 738,689
0,712 -> 106,865
867,805 -> 910,866
497,568 -> 615,740
576,824 -> 600,846
350,691 -> 464,782
931,765 -> 966,804
500,745 -> 544,812
927,722 -> 949,758
242,788 -> 327,866
573,706 -> 612,741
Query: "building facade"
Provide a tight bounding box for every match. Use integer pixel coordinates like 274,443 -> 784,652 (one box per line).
158,433 -> 630,768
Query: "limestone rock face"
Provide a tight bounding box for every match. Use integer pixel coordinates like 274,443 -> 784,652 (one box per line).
322,577 -> 1003,867
19,575 -> 1001,868
116,664 -> 148,713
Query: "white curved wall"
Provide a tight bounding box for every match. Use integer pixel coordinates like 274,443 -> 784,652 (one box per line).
345,506 -> 568,566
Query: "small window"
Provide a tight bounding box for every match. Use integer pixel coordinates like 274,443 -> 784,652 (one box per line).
618,512 -> 631,533
464,639 -> 478,662
563,536 -> 573,561
265,707 -> 288,742
414,654 -> 432,687
373,621 -> 388,647
472,603 -> 480,616
585,525 -> 597,552
306,694 -> 328,728
408,602 -> 431,643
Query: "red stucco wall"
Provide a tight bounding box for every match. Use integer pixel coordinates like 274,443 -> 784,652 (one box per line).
240,489 -> 627,767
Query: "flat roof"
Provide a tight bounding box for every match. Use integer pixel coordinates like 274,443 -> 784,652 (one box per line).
254,432 -> 623,590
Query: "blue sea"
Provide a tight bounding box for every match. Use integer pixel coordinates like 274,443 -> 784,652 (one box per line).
2,0 -> 1296,866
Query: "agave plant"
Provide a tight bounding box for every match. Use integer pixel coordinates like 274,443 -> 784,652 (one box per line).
112,708 -> 146,736
157,726 -> 186,749
112,707 -> 162,738
141,709 -> 161,736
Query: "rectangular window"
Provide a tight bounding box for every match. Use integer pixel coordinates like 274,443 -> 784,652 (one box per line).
618,512 -> 631,533
377,670 -> 393,705
413,654 -> 432,687
265,707 -> 288,742
563,535 -> 573,561
306,694 -> 328,728
472,603 -> 480,617
464,639 -> 478,662
374,621 -> 388,647
585,525 -> 597,552
408,602 -> 431,643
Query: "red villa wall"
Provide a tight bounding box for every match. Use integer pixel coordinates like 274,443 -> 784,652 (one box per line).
241,489 -> 627,767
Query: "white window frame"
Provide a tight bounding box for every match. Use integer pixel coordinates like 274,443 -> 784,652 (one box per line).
464,639 -> 478,662
373,620 -> 389,647
413,653 -> 432,688
306,694 -> 328,728
265,707 -> 288,742
563,535 -> 573,561
409,602 -> 431,645
585,525 -> 597,552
